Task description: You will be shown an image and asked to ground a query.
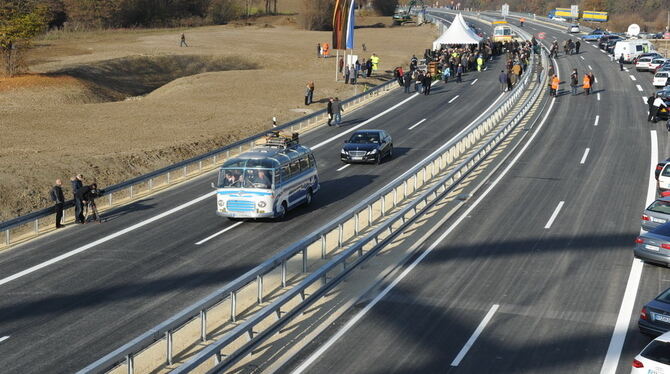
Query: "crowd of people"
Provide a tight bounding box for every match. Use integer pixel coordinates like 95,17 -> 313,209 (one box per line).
50,174 -> 103,229
545,38 -> 599,98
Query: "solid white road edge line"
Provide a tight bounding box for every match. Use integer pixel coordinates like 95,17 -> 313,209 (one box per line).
449,95 -> 460,104
0,336 -> 9,344
450,304 -> 500,367
195,221 -> 244,245
636,84 -> 643,92
580,148 -> 590,164
544,201 -> 565,229
630,75 -> 636,81
594,115 -> 600,126
408,118 -> 427,130
599,130 -> 657,374
336,164 -> 351,171
470,78 -> 478,86
291,96 -> 557,374
0,191 -> 216,287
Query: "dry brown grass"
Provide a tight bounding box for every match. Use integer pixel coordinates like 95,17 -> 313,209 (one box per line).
0,15 -> 436,221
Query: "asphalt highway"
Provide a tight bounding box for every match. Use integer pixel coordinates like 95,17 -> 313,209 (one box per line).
281,12 -> 670,374
0,14 -> 509,374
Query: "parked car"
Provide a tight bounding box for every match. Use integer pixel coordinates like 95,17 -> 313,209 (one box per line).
567,24 -> 580,33
582,30 -> 608,41
649,58 -> 669,72
632,52 -> 663,65
655,158 -> 670,180
340,130 -> 393,164
639,288 -> 670,336
654,72 -> 670,88
637,57 -> 655,71
634,221 -> 670,266
631,330 -> 670,373
642,197 -> 670,231
655,61 -> 670,74
598,35 -> 624,49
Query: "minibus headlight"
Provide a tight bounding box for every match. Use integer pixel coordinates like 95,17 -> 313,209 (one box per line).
258,201 -> 267,208
217,200 -> 225,208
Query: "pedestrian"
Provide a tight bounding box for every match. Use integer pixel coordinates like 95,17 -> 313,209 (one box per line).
476,55 -> 483,72
550,74 -> 559,97
619,54 -> 625,71
442,65 -> 451,84
78,181 -> 102,224
304,81 -> 312,105
588,71 -> 595,91
180,33 -> 188,47
651,95 -> 667,123
332,97 -> 343,126
456,64 -> 463,83
498,70 -> 508,92
583,73 -> 591,95
71,174 -> 84,223
339,57 -> 344,74
370,53 -> 380,74
575,40 -> 581,54
648,94 -> 657,122
344,65 -> 350,84
362,43 -> 367,52
50,179 -> 65,228
570,69 -> 579,96
327,97 -> 334,125
366,59 -> 372,77
422,72 -> 432,95
536,62 -> 543,84
350,65 -> 357,85
414,70 -> 422,93
355,60 -> 361,78
403,72 -> 412,93
317,43 -> 321,58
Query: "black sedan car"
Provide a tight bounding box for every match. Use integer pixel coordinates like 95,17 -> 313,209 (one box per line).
340,129 -> 393,164
639,287 -> 670,336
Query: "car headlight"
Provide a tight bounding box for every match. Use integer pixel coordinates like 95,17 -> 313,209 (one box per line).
217,200 -> 225,207
341,149 -> 348,154
369,149 -> 378,154
258,201 -> 267,208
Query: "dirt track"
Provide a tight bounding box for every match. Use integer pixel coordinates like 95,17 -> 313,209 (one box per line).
0,16 -> 435,221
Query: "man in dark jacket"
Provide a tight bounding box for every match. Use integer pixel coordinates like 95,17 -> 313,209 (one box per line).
570,69 -> 579,96
327,97 -> 334,126
403,72 -> 412,93
71,174 -> 84,223
422,73 -> 432,95
575,40 -> 581,54
77,182 -> 102,223
51,179 -> 65,228
619,54 -> 625,71
648,94 -> 657,122
498,70 -> 508,92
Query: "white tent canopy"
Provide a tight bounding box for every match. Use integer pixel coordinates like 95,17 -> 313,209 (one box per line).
432,13 -> 483,50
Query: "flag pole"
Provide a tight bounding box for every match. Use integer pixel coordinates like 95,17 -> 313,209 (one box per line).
335,49 -> 339,82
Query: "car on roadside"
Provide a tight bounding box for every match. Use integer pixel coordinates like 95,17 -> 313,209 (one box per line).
639,288 -> 670,336
598,35 -> 624,49
340,130 -> 393,164
655,158 -> 670,180
633,52 -> 663,65
582,30 -> 608,41
637,57 -> 655,71
634,221 -> 670,267
655,61 -> 670,74
649,58 -> 669,73
641,197 -> 670,231
631,331 -> 670,374
567,24 -> 580,33
654,72 -> 670,88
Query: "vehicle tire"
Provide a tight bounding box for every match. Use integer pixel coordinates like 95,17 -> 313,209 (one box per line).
276,201 -> 288,219
388,145 -> 393,159
305,189 -> 313,206
375,154 -> 382,165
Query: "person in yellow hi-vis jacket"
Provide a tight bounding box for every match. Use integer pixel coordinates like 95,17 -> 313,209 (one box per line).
370,53 -> 380,74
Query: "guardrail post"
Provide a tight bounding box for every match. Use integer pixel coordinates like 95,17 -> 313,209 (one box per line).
337,224 -> 343,248
321,235 -> 326,259
302,248 -> 308,273
166,330 -> 173,366
213,155 -> 217,164
199,161 -> 202,171
230,291 -> 237,322
167,172 -> 171,184
108,193 -> 113,206
183,166 -> 187,177
126,354 -> 134,374
281,260 -> 287,287
34,219 -> 39,234
200,310 -> 207,342
354,213 -> 360,236
393,188 -> 398,207
130,185 -> 134,199
5,230 -> 9,246
149,178 -> 153,191
368,204 -> 372,225
257,274 -> 264,304
381,196 -> 385,217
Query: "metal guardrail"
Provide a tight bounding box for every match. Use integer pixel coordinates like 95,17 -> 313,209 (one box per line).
0,78 -> 397,247
80,15 -> 544,374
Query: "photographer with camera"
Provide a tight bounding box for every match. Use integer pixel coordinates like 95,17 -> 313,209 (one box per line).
77,180 -> 104,224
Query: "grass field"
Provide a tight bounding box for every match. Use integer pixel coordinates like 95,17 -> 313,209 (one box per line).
0,14 -> 436,221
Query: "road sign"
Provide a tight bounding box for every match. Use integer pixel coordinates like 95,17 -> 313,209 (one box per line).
537,32 -> 546,39
570,5 -> 579,18
502,3 -> 509,17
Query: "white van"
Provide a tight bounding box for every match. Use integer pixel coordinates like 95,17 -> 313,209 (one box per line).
614,40 -> 655,63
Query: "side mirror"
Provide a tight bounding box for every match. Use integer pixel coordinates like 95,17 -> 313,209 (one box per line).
211,182 -> 217,189
343,139 -> 348,143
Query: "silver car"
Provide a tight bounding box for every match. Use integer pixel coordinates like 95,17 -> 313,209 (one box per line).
635,222 -> 670,267
642,197 -> 670,231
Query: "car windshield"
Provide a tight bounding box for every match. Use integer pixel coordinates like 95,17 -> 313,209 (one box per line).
648,200 -> 670,214
218,167 -> 273,189
662,166 -> 670,177
656,288 -> 670,303
641,341 -> 670,365
349,132 -> 380,144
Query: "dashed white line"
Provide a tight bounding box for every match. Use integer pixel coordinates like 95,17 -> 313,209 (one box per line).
544,201 -> 565,229
624,67 -> 629,72
597,92 -> 601,101
630,75 -> 637,81
580,148 -> 591,164
599,130 -> 657,374
592,44 -> 598,48
448,95 -> 460,103
594,115 -> 600,126
336,163 -> 351,171
580,56 -> 585,60
595,77 -> 598,84
195,221 -> 244,245
450,304 -> 500,367
0,336 -> 9,344
408,118 -> 427,130
470,78 -> 478,86
600,49 -> 607,54
636,84 -> 643,92
588,65 -> 593,70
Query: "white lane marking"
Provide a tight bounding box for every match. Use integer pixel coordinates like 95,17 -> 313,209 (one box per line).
580,148 -> 590,164
0,191 -> 217,287
592,44 -> 598,48
336,163 -> 351,171
600,49 -> 607,54
597,93 -> 601,101
470,78 -> 478,86
600,131 -> 656,374
311,80 -> 438,150
580,56 -> 585,60
588,65 -> 593,70
643,96 -> 647,104
595,77 -> 598,84
195,221 -> 244,245
594,115 -> 600,126
450,304 -> 500,367
0,336 -> 9,344
624,67 -> 629,72
544,201 -> 565,229
408,118 -> 427,130
636,84 -> 643,92
292,95 -> 558,374
448,95 -> 460,104
630,75 -> 637,81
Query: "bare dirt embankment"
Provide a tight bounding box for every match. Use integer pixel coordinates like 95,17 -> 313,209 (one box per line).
0,15 -> 435,221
